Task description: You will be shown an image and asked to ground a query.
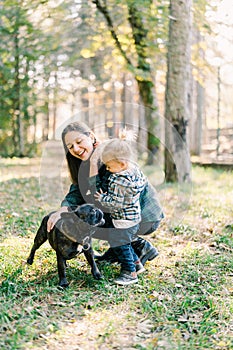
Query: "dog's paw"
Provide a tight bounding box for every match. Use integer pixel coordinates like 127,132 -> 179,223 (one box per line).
59,281 -> 69,288
93,271 -> 103,280
26,257 -> 33,265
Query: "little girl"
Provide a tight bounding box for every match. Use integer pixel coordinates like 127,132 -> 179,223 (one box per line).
94,138 -> 148,285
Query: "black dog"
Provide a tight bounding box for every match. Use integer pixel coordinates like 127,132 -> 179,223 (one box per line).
27,204 -> 105,287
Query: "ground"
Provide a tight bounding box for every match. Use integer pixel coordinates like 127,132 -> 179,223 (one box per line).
0,147 -> 233,349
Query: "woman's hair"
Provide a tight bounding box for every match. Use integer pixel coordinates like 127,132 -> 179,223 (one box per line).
61,121 -> 94,184
101,138 -> 135,164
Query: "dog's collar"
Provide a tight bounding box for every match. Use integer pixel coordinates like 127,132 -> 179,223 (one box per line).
82,236 -> 91,250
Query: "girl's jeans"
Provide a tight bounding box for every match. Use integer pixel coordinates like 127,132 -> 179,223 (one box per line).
112,243 -> 138,272
94,219 -> 140,272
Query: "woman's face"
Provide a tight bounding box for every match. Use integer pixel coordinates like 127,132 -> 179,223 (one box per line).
64,131 -> 94,161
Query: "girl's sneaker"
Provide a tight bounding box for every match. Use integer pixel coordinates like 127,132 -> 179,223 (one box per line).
114,270 -> 138,285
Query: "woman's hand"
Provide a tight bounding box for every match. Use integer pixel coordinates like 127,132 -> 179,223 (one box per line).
47,207 -> 68,232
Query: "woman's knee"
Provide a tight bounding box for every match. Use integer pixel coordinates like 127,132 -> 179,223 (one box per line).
139,220 -> 161,235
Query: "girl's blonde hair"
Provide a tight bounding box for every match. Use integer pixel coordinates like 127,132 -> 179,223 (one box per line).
101,138 -> 136,164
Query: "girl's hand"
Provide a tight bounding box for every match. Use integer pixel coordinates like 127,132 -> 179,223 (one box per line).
94,188 -> 106,201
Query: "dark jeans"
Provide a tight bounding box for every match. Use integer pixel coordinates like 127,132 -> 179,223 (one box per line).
93,214 -> 140,247
112,243 -> 138,272
93,218 -> 162,245
93,215 -> 139,271
92,214 -> 162,271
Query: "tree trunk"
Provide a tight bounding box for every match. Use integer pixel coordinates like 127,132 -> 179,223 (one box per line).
190,28 -> 204,156
13,30 -> 25,156
164,0 -> 192,182
195,81 -> 204,155
127,2 -> 160,164
52,71 -> 58,140
43,97 -> 50,141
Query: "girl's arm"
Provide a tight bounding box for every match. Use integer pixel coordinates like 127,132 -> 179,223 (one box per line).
94,184 -> 125,209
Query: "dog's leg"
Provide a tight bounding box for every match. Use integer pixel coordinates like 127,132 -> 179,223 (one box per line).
56,251 -> 69,288
83,246 -> 102,280
27,217 -> 48,265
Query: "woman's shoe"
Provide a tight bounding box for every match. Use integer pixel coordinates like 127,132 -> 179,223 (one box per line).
134,261 -> 146,274
132,237 -> 159,265
94,247 -> 118,263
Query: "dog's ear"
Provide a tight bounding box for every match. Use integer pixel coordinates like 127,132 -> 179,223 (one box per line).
61,212 -> 74,219
60,212 -> 83,225
63,204 -> 105,226
74,204 -> 92,222
59,212 -> 95,243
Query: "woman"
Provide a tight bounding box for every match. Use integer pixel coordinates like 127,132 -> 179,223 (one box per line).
47,121 -> 164,267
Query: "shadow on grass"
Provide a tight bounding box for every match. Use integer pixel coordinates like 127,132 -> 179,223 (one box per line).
1,261 -> 117,297
1,245 -> 233,349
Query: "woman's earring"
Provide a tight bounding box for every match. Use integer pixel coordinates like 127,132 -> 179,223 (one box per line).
93,137 -> 98,147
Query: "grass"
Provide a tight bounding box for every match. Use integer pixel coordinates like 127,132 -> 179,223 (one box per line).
0,158 -> 233,349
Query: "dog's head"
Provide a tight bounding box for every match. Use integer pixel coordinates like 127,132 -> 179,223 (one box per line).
58,204 -> 105,244
73,204 -> 105,227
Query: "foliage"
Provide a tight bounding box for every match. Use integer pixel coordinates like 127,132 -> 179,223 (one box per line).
0,159 -> 233,349
0,0 -> 217,168
0,1 -> 48,156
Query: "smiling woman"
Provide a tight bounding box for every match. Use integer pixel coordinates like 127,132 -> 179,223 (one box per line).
64,131 -> 96,161
61,121 -> 99,184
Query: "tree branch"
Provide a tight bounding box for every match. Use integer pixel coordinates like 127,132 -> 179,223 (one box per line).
92,0 -> 133,68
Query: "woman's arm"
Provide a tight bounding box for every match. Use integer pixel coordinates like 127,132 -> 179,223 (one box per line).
47,183 -> 86,232
61,184 -> 85,208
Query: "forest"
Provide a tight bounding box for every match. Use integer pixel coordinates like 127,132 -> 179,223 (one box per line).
1,0 -> 232,177
1,0 -> 233,349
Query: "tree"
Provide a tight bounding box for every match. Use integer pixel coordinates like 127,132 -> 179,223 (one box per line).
164,0 -> 192,182
92,0 -> 168,163
0,0 -> 53,156
190,0 -> 210,156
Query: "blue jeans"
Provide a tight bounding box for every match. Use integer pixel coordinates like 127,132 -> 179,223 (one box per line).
93,218 -> 139,247
93,218 -> 140,272
112,243 -> 138,272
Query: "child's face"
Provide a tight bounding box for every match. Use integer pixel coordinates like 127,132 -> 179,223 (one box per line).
105,160 -> 127,173
65,131 -> 94,161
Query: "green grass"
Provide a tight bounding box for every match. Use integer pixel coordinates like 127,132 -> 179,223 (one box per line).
0,160 -> 233,349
